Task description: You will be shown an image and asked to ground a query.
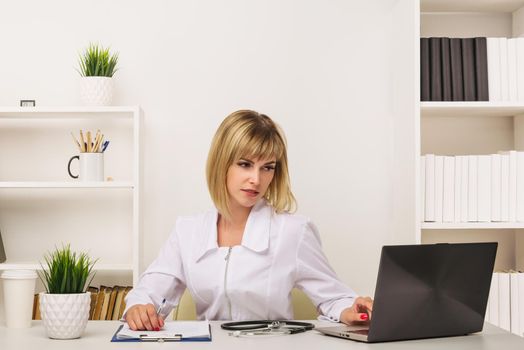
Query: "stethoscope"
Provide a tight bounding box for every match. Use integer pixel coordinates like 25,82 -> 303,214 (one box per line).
221,320 -> 315,337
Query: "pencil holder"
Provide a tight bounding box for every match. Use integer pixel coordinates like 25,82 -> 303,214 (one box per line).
68,153 -> 104,181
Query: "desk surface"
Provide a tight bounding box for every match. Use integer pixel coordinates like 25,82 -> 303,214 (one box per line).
1,321 -> 523,350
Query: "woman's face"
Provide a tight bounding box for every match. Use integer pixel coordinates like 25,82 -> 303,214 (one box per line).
226,156 -> 276,212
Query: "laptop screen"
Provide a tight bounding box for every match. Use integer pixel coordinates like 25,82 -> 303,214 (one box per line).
368,242 -> 497,342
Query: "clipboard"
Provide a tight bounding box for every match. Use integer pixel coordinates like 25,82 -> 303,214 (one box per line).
111,323 -> 212,342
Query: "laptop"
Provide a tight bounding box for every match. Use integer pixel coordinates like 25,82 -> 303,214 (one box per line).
316,242 -> 497,343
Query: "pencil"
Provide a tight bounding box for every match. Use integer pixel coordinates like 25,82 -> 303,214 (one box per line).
71,132 -> 82,152
79,130 -> 86,153
87,131 -> 92,152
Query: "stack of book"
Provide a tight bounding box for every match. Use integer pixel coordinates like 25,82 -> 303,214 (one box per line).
33,285 -> 133,320
421,37 -> 524,101
421,152 -> 524,223
421,37 -> 488,101
487,272 -> 524,337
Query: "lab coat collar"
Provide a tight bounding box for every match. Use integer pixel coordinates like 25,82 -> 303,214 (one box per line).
194,199 -> 272,262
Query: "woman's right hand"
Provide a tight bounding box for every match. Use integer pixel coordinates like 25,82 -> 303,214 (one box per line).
124,304 -> 165,331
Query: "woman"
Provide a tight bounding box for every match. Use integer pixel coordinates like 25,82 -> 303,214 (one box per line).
124,110 -> 373,331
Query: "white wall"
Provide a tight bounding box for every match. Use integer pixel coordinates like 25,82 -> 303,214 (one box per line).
0,0 -> 417,310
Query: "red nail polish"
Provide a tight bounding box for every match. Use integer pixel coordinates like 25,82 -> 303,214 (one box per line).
360,314 -> 368,320
154,327 -> 160,331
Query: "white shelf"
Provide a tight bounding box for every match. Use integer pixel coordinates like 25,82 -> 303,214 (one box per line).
0,106 -> 139,119
421,101 -> 524,118
0,181 -> 134,188
0,263 -> 133,271
421,0 -> 524,13
422,222 -> 524,229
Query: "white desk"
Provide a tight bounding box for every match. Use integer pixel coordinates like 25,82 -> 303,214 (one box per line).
1,321 -> 523,350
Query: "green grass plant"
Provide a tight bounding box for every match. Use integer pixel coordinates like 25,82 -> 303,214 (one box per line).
39,244 -> 97,294
78,43 -> 119,77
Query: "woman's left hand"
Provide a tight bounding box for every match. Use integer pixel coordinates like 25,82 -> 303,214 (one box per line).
340,296 -> 373,325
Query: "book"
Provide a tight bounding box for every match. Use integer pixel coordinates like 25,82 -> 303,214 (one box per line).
500,38 -> 509,101
424,154 -> 435,222
442,156 -> 455,222
491,154 -> 501,222
489,273 -> 499,326
441,37 -> 452,101
87,286 -> 99,320
462,38 -> 477,101
106,287 -> 119,320
510,272 -> 520,335
477,155 -> 491,222
467,155 -> 478,222
112,321 -> 211,342
111,286 -> 126,320
501,153 -> 510,221
100,286 -> 113,320
517,152 -> 524,222
435,156 -> 444,222
517,38 -> 524,101
454,156 -> 462,222
459,155 -> 469,222
487,37 -> 501,101
93,285 -> 108,320
498,272 -> 511,332
474,37 -> 489,101
118,286 -> 133,319
508,38 -> 518,101
420,38 -> 430,101
450,38 -> 464,101
430,37 -> 442,101
33,293 -> 41,320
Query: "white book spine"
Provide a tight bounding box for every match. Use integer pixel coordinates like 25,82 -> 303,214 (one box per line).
508,38 -> 518,101
489,272 -> 499,326
487,37 -> 502,101
501,153 -> 510,222
454,156 -> 462,222
500,38 -> 509,101
425,154 -> 435,222
435,156 -> 444,223
468,155 -> 478,222
460,156 -> 469,222
443,156 -> 455,222
510,272 -> 520,335
519,273 -> 524,337
517,38 -> 524,101
509,151 -> 517,222
491,154 -> 502,221
517,152 -> 524,222
477,155 -> 491,222
421,156 -> 426,223
499,272 -> 511,332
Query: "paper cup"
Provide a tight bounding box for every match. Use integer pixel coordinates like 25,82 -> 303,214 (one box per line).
1,270 -> 37,328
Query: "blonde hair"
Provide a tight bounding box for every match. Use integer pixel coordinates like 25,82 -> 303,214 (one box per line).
206,110 -> 296,219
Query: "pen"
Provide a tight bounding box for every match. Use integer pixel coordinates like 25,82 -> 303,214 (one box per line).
102,140 -> 110,152
157,298 -> 166,318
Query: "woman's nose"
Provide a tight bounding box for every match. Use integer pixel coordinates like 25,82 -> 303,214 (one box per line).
249,170 -> 260,185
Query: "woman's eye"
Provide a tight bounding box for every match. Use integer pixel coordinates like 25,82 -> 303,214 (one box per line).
263,166 -> 276,171
238,162 -> 251,168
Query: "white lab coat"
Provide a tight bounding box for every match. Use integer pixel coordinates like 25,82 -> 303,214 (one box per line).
124,200 -> 357,321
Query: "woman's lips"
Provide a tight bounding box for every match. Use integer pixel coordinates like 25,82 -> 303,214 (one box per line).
242,189 -> 259,197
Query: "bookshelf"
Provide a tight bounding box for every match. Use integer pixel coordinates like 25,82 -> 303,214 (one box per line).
420,1 -> 524,273
0,106 -> 141,284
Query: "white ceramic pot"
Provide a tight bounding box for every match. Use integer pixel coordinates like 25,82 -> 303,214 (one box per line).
39,292 -> 91,339
79,76 -> 114,106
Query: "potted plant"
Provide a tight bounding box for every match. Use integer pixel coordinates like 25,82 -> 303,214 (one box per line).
77,43 -> 119,106
38,244 -> 97,339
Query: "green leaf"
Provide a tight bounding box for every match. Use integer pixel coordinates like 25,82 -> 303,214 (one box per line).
77,43 -> 119,77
